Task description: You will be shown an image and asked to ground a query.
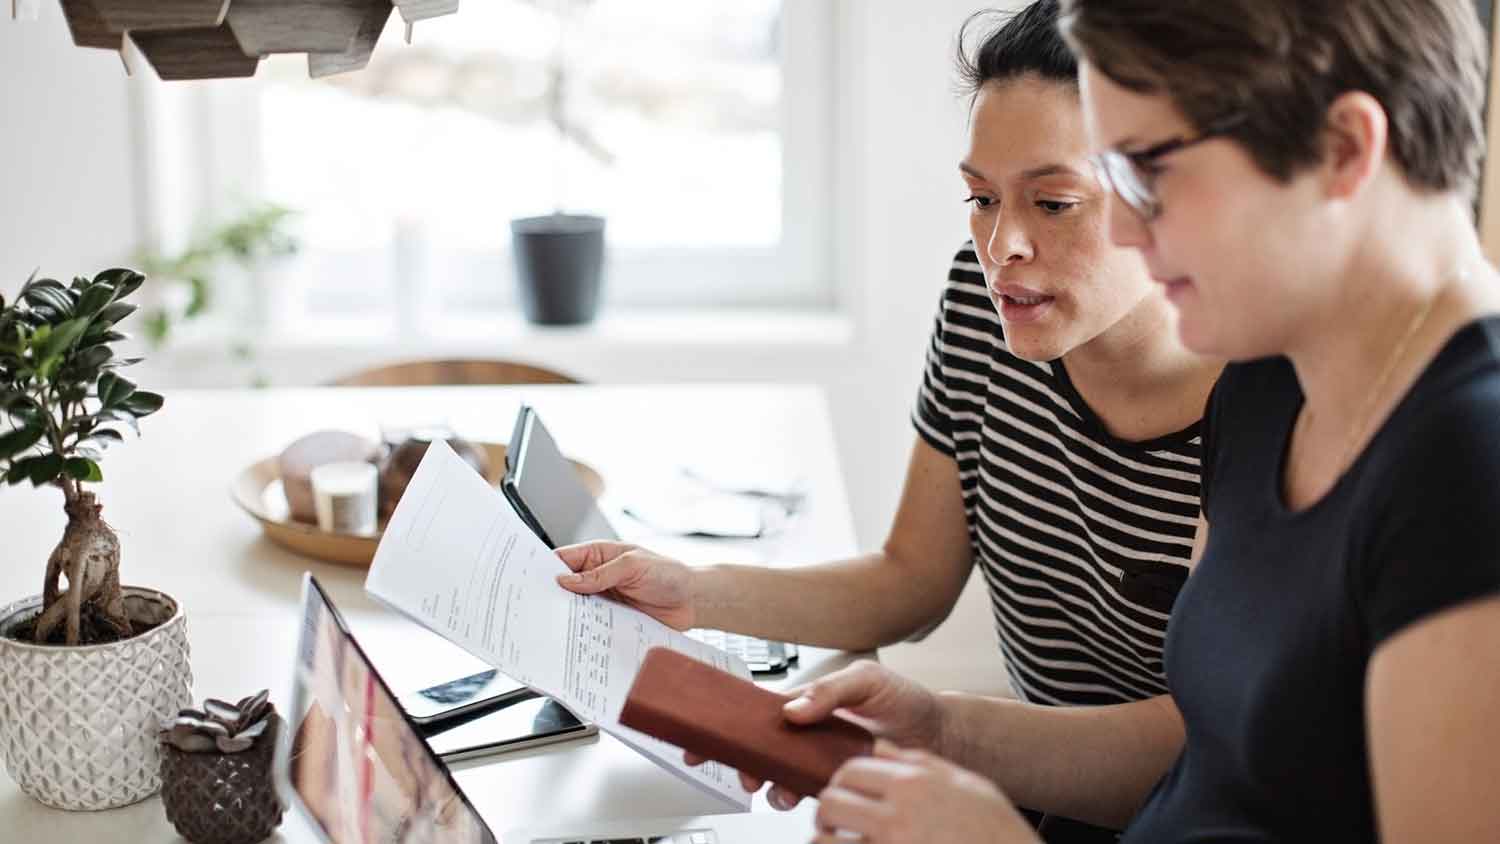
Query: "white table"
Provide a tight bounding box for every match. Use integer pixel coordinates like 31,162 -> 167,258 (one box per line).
0,383 -> 862,842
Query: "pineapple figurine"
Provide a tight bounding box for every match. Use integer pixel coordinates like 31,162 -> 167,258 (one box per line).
158,690 -> 284,844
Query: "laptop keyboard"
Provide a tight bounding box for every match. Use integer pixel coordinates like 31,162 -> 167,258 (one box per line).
529,831 -> 717,844
685,629 -> 797,675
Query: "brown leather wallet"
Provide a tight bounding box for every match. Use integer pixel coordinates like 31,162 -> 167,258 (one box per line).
619,647 -> 874,798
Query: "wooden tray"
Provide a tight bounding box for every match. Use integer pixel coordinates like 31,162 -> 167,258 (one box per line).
230,441 -> 604,568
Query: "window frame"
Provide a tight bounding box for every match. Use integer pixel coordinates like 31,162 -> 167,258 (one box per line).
130,0 -> 839,344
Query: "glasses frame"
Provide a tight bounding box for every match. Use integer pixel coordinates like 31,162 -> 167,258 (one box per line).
1094,116 -> 1244,221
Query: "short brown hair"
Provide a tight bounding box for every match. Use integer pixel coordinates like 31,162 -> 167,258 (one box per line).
1058,0 -> 1489,194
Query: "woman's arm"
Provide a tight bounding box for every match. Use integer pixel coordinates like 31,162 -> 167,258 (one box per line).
693,435 -> 973,648
936,691 -> 1184,829
1367,594 -> 1500,843
934,512 -> 1207,828
560,435 -> 975,650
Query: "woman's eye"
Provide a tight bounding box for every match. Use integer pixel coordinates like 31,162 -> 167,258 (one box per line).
1037,199 -> 1079,215
963,194 -> 996,210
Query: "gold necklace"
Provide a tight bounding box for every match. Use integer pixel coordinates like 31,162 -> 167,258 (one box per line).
1328,280 -> 1451,475
1320,269 -> 1470,476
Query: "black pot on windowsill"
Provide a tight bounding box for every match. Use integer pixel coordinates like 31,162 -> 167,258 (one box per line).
511,213 -> 606,326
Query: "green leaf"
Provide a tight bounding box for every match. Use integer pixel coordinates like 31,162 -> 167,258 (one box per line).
92,268 -> 142,297
122,390 -> 164,416
75,283 -> 115,317
39,316 -> 88,356
22,285 -> 72,318
25,453 -> 62,487
115,272 -> 146,302
185,276 -> 209,317
35,317 -> 90,377
99,372 -> 137,408
72,344 -> 113,373
0,424 -> 43,460
21,277 -> 64,296
143,311 -> 169,346
95,301 -> 137,328
95,408 -> 140,436
81,428 -> 125,451
64,458 -> 102,483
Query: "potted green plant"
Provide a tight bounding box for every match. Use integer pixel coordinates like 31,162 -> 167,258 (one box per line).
0,268 -> 193,811
510,0 -> 609,326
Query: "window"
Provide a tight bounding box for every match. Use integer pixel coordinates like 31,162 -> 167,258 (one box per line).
141,0 -> 836,343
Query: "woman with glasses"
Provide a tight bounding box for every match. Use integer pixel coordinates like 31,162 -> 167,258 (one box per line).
750,1 -> 1500,842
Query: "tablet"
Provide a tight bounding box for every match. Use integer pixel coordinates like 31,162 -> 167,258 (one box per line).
502,405 -> 617,548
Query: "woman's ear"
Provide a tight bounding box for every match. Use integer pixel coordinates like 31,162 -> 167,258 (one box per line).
1319,91 -> 1389,200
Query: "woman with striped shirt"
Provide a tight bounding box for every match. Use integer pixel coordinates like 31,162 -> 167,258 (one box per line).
561,0 -> 1216,705
557,2 -> 1217,833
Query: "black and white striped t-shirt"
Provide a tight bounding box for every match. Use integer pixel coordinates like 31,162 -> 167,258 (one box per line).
913,244 -> 1202,706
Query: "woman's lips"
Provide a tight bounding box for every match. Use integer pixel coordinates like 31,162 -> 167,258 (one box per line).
993,285 -> 1055,323
1157,276 -> 1194,303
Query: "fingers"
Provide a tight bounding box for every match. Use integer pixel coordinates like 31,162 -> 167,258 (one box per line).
782,660 -> 885,724
683,752 -> 771,799
555,553 -> 638,594
740,771 -> 767,794
874,738 -> 928,762
767,784 -> 802,811
814,785 -> 889,840
554,541 -> 637,573
828,755 -> 912,798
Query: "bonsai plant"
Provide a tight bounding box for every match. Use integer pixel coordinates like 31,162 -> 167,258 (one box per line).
0,268 -> 193,811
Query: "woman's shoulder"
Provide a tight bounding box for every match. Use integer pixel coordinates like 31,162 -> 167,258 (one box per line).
1370,317 -> 1500,477
1207,356 -> 1300,421
939,242 -> 996,311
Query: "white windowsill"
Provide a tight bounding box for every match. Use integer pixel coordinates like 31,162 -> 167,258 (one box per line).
153,307 -> 857,358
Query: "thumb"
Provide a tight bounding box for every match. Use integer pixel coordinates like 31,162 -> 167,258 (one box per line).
555,541 -> 636,573
782,663 -> 882,724
556,558 -> 633,594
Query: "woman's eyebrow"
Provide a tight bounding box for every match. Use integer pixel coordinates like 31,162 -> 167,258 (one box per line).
960,161 -> 1087,182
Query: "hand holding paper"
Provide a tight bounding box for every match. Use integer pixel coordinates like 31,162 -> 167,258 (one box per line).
364,440 -> 754,809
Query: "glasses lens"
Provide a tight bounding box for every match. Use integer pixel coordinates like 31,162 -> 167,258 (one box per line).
1098,151 -> 1158,219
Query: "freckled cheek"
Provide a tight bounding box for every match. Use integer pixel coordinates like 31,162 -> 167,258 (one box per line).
1036,226 -> 1102,307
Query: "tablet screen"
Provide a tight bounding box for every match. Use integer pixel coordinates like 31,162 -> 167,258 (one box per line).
509,407 -> 617,547
280,576 -> 497,844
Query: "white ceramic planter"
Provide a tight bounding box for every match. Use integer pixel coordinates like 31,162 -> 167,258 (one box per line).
0,587 -> 192,811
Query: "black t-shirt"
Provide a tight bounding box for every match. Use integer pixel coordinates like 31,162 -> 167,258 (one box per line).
1123,318 -> 1500,843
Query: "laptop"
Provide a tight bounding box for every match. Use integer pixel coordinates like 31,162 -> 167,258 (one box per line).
276,574 -> 812,844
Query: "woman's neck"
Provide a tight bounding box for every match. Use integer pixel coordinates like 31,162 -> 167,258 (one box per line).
1287,196 -> 1497,428
1062,292 -> 1223,442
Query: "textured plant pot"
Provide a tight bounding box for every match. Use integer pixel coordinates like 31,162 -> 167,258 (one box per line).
0,587 -> 193,811
161,714 -> 284,844
511,214 -> 606,326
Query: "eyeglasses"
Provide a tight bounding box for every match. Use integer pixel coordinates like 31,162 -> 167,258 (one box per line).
1093,117 -> 1243,221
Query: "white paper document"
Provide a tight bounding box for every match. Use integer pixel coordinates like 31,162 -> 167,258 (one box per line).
364,440 -> 753,810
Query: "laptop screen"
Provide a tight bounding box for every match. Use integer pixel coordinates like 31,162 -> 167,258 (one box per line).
278,575 -> 497,844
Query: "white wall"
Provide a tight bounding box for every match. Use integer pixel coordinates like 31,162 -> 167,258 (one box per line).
0,2 -> 1018,693
0,4 -> 139,284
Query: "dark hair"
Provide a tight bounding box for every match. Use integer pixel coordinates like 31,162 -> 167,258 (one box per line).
1058,0 -> 1488,194
956,0 -> 1077,100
